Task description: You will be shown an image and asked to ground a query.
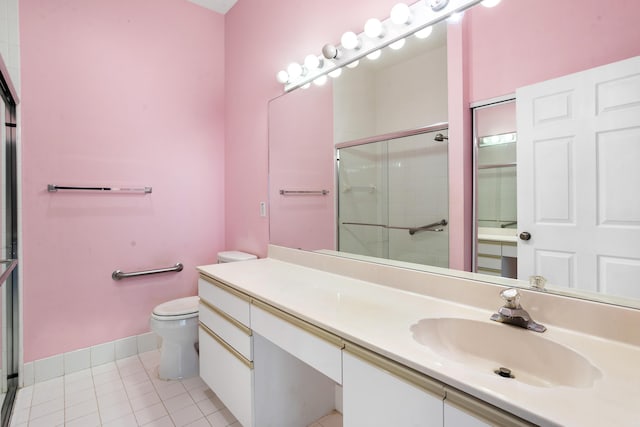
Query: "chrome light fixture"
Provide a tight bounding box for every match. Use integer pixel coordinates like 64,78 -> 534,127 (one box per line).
277,0 -> 488,92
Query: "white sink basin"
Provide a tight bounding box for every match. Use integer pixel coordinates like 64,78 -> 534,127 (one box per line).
411,318 -> 601,388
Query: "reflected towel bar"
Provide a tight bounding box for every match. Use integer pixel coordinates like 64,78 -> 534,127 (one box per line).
112,263 -> 183,281
279,189 -> 330,196
0,259 -> 17,287
48,184 -> 152,194
342,219 -> 448,235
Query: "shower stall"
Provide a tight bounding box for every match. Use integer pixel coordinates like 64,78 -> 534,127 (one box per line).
337,125 -> 449,268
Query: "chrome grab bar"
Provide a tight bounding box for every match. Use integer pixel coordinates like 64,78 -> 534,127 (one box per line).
48,184 -> 152,194
408,219 -> 448,235
279,189 -> 330,196
342,219 -> 447,235
112,263 -> 183,281
0,259 -> 17,287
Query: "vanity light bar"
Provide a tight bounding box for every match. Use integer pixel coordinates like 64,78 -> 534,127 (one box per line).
279,0 -> 484,92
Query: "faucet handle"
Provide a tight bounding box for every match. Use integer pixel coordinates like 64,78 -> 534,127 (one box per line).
500,288 -> 521,309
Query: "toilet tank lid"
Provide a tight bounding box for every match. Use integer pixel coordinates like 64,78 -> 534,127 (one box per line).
217,251 -> 257,262
152,296 -> 199,316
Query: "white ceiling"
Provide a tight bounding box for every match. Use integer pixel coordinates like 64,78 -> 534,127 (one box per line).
186,0 -> 238,14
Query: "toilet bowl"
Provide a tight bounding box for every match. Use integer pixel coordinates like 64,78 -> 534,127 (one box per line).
150,296 -> 200,380
150,251 -> 256,380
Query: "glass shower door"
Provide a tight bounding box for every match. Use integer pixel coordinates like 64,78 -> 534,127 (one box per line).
338,128 -> 449,268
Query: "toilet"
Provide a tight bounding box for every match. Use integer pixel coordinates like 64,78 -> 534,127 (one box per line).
150,251 -> 257,380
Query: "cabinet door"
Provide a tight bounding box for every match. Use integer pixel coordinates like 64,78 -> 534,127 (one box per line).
444,402 -> 490,427
343,346 -> 444,427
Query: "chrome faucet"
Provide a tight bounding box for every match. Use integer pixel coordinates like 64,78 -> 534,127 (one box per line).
490,288 -> 547,333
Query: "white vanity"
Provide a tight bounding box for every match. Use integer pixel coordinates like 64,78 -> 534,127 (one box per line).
197,245 -> 640,427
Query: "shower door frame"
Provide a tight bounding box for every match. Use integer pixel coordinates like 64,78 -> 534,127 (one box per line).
335,122 -> 450,264
0,54 -> 19,427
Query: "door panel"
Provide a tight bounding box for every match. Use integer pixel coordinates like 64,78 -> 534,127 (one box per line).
517,56 -> 640,298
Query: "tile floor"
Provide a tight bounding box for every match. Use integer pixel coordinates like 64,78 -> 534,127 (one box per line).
9,350 -> 241,427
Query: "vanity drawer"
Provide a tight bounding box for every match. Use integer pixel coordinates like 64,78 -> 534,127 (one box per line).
199,324 -> 253,427
477,242 -> 502,256
199,275 -> 251,327
250,301 -> 343,384
502,243 -> 517,257
477,255 -> 502,270
199,300 -> 253,361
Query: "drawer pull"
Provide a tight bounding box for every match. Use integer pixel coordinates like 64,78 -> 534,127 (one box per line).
200,300 -> 252,336
199,274 -> 252,302
199,323 -> 253,369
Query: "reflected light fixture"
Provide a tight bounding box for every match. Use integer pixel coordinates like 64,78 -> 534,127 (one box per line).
390,3 -> 411,25
366,50 -> 382,60
328,68 -> 343,78
346,60 -> 360,68
313,75 -> 328,86
447,11 -> 464,23
341,31 -> 361,50
389,38 -> 406,50
481,0 -> 501,7
415,26 -> 433,39
364,18 -> 385,38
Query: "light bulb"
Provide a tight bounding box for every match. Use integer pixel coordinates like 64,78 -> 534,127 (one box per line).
341,31 -> 361,50
366,50 -> 381,60
481,0 -> 501,7
276,70 -> 289,84
287,62 -> 303,80
346,60 -> 360,69
313,75 -> 328,86
390,3 -> 411,25
304,54 -> 323,70
329,68 -> 343,78
389,39 -> 406,50
364,18 -> 385,38
415,26 -> 433,39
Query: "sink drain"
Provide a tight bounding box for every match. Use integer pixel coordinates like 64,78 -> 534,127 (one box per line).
494,367 -> 515,379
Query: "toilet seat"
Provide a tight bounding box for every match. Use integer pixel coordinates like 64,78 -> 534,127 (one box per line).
152,296 -> 199,321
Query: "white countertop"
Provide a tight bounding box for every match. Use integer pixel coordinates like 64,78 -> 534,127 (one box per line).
198,258 -> 640,426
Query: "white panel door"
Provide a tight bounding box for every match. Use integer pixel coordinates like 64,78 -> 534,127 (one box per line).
517,56 -> 640,298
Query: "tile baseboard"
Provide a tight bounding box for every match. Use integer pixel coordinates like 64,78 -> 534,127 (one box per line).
22,331 -> 160,386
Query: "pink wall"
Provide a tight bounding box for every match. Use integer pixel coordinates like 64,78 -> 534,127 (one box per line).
20,0 -> 226,362
466,0 -> 640,103
224,0 -> 402,258
269,84 -> 335,251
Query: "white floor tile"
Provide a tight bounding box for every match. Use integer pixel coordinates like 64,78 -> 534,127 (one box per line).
163,391 -> 195,413
102,412 -> 138,427
170,403 -> 205,427
207,408 -> 237,427
65,398 -> 99,421
29,396 -> 64,420
100,399 -> 133,424
129,390 -> 161,412
11,352 -> 233,427
65,411 -> 101,427
134,401 -> 169,425
143,415 -> 176,427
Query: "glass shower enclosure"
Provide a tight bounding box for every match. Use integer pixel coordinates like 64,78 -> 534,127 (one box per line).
337,126 -> 449,268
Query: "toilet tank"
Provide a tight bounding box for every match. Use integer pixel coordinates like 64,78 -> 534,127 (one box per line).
217,251 -> 257,263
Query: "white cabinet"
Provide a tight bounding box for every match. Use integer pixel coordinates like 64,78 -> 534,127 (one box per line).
198,275 -> 254,427
444,389 -> 534,427
343,344 -> 444,427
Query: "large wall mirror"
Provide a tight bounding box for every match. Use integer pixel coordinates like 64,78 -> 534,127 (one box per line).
268,0 -> 640,309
